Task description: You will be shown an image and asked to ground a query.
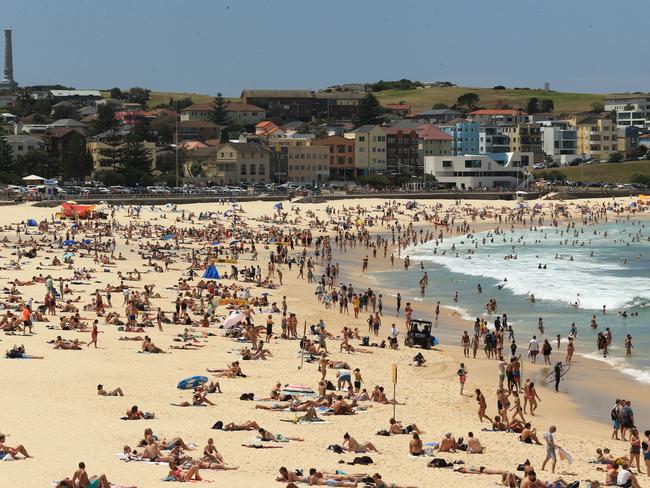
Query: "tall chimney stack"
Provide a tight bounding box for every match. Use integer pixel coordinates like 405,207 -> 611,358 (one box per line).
1,29 -> 17,90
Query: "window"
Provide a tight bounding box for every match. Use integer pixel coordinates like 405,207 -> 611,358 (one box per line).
241,165 -> 247,175
259,164 -> 265,175
358,136 -> 365,142
250,164 -> 256,175
442,160 -> 453,168
17,145 -> 23,151
465,159 -> 481,168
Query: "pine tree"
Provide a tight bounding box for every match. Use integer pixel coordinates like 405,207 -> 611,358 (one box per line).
61,135 -> 93,181
0,130 -> 13,172
355,93 -> 384,126
208,93 -> 232,126
93,104 -> 118,134
117,141 -> 152,174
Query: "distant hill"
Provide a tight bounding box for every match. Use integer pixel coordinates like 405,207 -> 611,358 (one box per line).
375,86 -> 610,113
534,161 -> 650,184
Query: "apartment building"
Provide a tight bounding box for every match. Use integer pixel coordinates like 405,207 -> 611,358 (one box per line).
87,140 -> 157,172
569,114 -> 618,160
478,125 -> 510,154
424,152 -> 533,190
540,121 -> 578,164
312,135 -> 355,181
286,145 -> 330,185
384,127 -> 419,176
240,90 -> 314,121
468,109 -> 528,124
176,120 -> 221,142
415,124 -> 452,167
439,119 -> 479,155
207,142 -> 271,186
345,125 -> 386,176
508,123 -> 544,163
604,95 -> 650,129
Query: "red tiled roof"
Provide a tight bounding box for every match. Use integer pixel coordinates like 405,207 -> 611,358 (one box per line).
468,109 -> 525,115
225,102 -> 264,112
383,127 -> 417,135
416,124 -> 453,141
181,103 -> 211,112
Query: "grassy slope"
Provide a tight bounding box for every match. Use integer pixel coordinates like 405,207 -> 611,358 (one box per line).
533,161 -> 650,183
375,86 -> 610,113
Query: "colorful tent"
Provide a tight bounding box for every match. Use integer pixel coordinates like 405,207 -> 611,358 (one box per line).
26,219 -> 38,226
202,264 -> 220,279
61,202 -> 96,218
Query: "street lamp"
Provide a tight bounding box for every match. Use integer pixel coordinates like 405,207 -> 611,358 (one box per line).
170,143 -> 180,187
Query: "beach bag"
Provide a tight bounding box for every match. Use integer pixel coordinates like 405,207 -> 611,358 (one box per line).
361,336 -> 370,346
428,458 -> 449,468
610,407 -> 618,421
327,444 -> 344,454
350,455 -> 373,465
325,380 -> 336,390
376,429 -> 390,436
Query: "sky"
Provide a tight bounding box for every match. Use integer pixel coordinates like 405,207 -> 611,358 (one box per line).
3,0 -> 649,96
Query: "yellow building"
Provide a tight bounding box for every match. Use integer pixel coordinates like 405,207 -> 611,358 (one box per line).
569,115 -> 618,160
87,140 -> 157,173
345,125 -> 386,175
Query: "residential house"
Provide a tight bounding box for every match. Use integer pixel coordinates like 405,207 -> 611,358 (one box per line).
383,103 -> 411,117
439,119 -> 480,155
286,145 -> 330,185
2,134 -> 45,159
176,120 -> 221,142
208,142 -> 272,186
604,95 -> 650,129
468,109 -> 528,124
46,127 -> 88,162
47,89 -> 102,106
413,108 -> 463,124
181,145 -> 220,178
312,135 -> 355,181
255,120 -> 284,139
384,127 -> 420,175
345,125 -> 387,176
540,121 -> 578,164
115,110 -> 146,126
415,124 -> 452,166
569,114 -> 618,160
424,152 -> 533,190
240,90 -> 314,121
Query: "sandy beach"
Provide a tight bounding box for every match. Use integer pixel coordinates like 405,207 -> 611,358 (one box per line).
1,196 -> 648,488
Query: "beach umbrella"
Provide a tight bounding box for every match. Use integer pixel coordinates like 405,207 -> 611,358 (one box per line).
26,219 -> 38,227
223,312 -> 244,329
63,252 -> 74,259
273,202 -> 283,210
177,375 -> 208,390
161,233 -> 175,241
63,240 -> 77,246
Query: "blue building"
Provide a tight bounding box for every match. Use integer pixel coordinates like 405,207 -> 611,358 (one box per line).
439,118 -> 480,155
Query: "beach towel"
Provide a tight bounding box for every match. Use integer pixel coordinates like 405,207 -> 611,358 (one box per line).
558,447 -> 573,464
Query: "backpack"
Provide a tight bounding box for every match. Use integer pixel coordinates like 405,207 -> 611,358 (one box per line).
327,444 -> 344,454
376,429 -> 391,436
610,407 -> 618,421
350,455 -> 373,465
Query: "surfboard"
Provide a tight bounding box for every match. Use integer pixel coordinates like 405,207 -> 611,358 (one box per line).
544,364 -> 570,383
177,375 -> 208,390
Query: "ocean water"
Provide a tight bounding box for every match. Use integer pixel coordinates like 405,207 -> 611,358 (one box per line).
376,220 -> 650,384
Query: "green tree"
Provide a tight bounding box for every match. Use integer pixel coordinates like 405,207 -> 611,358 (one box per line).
12,150 -> 55,178
608,151 -> 624,163
355,93 -> 384,126
109,87 -> 123,99
167,96 -> 193,111
151,114 -> 176,144
591,102 -> 605,113
540,99 -> 555,112
526,97 -> 540,114
356,174 -> 390,188
129,116 -> 154,142
209,93 -> 232,126
51,103 -> 79,120
0,130 -> 14,172
456,93 -> 480,111
61,135 -> 93,181
126,87 -> 151,106
93,103 -> 118,134
115,141 -> 154,186
432,103 -> 448,109
537,170 -> 567,181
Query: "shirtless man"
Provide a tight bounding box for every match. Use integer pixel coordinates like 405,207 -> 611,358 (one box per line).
56,461 -> 110,488
342,433 -> 379,453
389,418 -> 422,435
409,432 -> 423,455
437,433 -> 458,453
143,438 -> 170,462
519,423 -> 542,445
141,335 -> 164,353
466,432 -> 484,454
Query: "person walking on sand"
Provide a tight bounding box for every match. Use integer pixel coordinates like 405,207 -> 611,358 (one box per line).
541,425 -> 559,474
457,363 -> 467,395
87,320 -> 100,348
553,362 -> 562,392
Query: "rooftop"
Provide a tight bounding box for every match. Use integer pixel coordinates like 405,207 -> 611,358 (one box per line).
469,109 -> 526,116
242,89 -> 313,99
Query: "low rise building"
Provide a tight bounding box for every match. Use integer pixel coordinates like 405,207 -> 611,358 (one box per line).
468,109 -> 528,124
240,90 -> 314,121
2,134 -> 45,159
176,120 -> 221,142
87,140 -> 157,172
604,95 -> 650,129
479,125 -> 511,154
413,108 -> 463,124
180,102 -> 266,126
508,123 -> 544,163
415,124 -> 452,166
312,135 -> 355,181
313,92 -> 364,120
424,152 -> 533,190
